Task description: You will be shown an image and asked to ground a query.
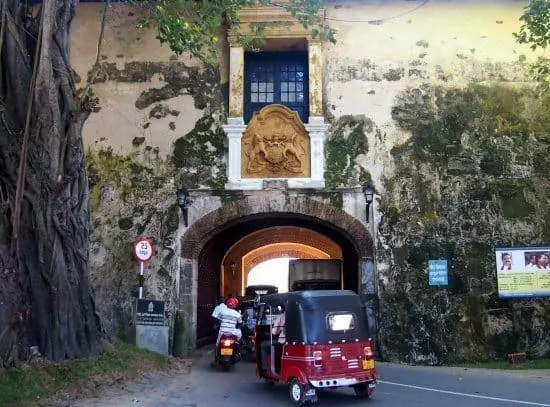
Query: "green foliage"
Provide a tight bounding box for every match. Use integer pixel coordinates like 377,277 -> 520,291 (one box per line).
514,0 -> 550,50
455,358 -> 550,369
130,0 -> 335,65
514,0 -> 550,93
0,340 -> 168,405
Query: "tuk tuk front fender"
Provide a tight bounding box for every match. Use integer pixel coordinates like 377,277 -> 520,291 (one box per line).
283,366 -> 308,385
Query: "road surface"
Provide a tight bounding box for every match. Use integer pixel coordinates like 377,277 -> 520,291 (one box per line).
73,349 -> 550,407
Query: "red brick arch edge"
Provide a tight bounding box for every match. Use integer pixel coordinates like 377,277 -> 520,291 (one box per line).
181,196 -> 372,259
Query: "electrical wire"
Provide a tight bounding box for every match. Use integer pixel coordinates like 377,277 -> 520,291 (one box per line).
271,0 -> 431,24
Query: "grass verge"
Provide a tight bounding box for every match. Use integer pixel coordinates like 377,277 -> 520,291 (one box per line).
455,359 -> 550,370
0,339 -> 173,406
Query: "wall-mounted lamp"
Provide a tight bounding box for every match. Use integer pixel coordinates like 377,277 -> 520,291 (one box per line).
229,261 -> 236,279
362,183 -> 374,223
176,186 -> 190,227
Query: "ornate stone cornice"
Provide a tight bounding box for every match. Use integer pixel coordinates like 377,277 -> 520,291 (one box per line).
227,5 -> 326,44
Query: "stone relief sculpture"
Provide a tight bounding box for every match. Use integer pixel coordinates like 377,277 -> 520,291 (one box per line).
242,105 -> 310,178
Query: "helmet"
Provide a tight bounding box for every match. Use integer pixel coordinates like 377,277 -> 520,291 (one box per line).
226,297 -> 239,310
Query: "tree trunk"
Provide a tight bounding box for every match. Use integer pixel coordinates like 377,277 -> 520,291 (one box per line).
0,0 -> 103,364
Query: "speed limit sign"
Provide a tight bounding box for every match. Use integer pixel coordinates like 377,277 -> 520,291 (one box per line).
133,236 -> 154,263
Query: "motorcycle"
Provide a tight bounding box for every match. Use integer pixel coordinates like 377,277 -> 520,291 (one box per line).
213,332 -> 241,371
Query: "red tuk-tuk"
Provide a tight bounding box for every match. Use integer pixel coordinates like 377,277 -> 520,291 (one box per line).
254,290 -> 378,405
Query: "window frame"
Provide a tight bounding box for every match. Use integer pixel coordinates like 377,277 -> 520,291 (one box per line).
244,51 -> 309,123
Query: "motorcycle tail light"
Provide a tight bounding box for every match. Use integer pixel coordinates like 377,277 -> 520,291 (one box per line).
222,339 -> 233,347
364,346 -> 373,358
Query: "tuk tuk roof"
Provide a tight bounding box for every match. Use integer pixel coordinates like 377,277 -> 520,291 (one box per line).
261,290 -> 362,310
259,290 -> 370,343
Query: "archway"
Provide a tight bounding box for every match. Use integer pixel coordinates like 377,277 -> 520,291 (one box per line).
220,226 -> 342,296
179,195 -> 372,347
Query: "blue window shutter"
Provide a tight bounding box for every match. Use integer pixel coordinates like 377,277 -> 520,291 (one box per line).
244,51 -> 309,123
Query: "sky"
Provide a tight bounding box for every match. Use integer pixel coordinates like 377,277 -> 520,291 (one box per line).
247,257 -> 295,293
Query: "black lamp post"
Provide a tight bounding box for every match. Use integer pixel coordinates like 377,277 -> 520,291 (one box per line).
176,186 -> 190,227
229,261 -> 236,279
362,183 -> 374,223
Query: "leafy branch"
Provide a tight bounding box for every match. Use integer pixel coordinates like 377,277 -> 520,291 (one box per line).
126,0 -> 335,65
514,0 -> 550,94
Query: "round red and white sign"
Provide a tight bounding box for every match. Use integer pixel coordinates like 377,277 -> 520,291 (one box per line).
133,237 -> 154,263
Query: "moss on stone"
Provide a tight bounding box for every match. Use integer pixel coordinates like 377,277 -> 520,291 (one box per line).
491,179 -> 536,219
379,83 -> 550,363
162,204 -> 180,240
118,217 -> 134,230
328,192 -> 343,209
383,68 -> 404,81
325,115 -> 374,188
172,116 -> 226,188
132,137 -> 145,147
149,104 -> 180,119
88,61 -> 220,111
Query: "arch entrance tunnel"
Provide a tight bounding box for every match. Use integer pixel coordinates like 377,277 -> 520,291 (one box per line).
196,214 -> 367,346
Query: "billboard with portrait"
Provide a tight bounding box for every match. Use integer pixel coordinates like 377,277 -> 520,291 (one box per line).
495,246 -> 550,298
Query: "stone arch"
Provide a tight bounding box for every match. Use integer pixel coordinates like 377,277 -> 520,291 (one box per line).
177,194 -> 373,352
220,226 -> 342,295
181,195 -> 372,259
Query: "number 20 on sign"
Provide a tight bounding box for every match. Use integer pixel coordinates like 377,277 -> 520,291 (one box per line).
133,237 -> 154,299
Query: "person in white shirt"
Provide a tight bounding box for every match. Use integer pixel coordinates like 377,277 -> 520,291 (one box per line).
216,297 -> 242,345
212,296 -> 228,319
260,306 -> 285,371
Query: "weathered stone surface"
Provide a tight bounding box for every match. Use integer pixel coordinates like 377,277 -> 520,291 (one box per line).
181,194 -> 372,259
136,325 -> 169,355
71,1 -> 549,364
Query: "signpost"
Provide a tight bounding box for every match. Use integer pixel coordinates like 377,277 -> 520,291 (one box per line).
136,299 -> 165,326
132,237 -> 167,355
428,259 -> 449,286
133,236 -> 154,299
135,299 -> 168,355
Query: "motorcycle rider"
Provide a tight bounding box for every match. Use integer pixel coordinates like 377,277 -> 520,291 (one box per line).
213,297 -> 242,364
211,295 -> 227,332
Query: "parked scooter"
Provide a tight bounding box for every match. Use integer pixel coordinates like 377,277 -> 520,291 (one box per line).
213,332 -> 241,371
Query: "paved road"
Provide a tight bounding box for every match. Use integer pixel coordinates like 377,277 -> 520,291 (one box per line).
74,349 -> 550,407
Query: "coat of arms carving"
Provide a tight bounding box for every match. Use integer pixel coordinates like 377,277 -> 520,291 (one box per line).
241,105 -> 310,178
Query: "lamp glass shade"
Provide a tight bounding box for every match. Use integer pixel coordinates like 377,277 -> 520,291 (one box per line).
363,184 -> 374,203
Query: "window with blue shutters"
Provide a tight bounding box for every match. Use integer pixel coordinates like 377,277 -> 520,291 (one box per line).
244,51 -> 309,124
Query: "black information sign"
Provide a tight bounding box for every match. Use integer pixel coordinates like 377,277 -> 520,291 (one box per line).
136,299 -> 165,326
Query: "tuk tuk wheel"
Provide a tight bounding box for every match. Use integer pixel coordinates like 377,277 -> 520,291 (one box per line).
353,382 -> 371,398
289,378 -> 306,405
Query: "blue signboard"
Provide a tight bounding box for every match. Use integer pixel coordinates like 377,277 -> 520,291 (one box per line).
429,260 -> 449,286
